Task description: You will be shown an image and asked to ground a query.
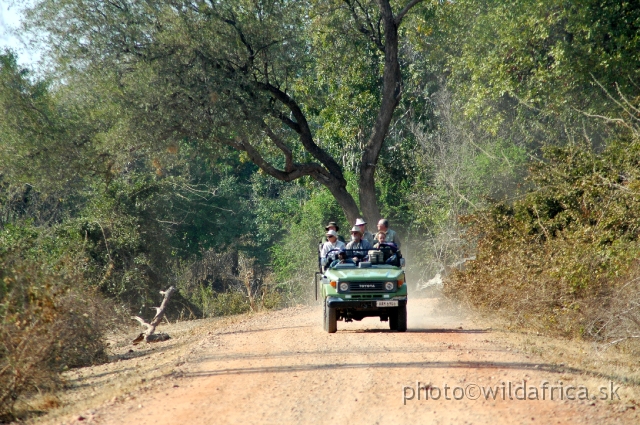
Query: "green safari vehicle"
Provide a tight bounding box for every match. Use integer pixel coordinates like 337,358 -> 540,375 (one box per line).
316,246 -> 407,333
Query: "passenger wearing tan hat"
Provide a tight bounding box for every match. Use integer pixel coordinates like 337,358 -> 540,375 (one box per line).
346,225 -> 373,259
354,218 -> 374,246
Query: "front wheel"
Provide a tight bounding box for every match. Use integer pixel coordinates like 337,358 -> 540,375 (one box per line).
324,300 -> 337,333
396,304 -> 407,332
389,309 -> 398,330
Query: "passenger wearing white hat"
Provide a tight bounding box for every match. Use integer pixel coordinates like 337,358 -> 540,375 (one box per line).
320,229 -> 346,264
354,218 -> 375,246
321,221 -> 345,243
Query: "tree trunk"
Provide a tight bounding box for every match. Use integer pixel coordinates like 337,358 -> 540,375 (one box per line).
358,168 -> 381,224
324,179 -> 361,225
357,0 -> 404,224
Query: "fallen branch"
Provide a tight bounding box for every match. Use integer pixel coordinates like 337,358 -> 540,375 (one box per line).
132,286 -> 176,344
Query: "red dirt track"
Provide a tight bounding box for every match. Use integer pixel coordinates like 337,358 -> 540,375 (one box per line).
81,299 -> 637,425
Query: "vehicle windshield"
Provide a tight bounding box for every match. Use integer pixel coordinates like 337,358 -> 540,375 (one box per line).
329,263 -> 398,269
319,246 -> 401,271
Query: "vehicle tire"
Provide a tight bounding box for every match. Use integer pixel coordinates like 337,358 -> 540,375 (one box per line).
389,309 -> 398,330
323,301 -> 328,332
324,300 -> 337,333
396,304 -> 407,332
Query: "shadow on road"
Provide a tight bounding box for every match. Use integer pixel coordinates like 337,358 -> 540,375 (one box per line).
181,360 -> 582,378
350,328 -> 489,334
212,325 -> 315,336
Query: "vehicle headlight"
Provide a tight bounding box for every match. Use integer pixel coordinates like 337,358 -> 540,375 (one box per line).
385,281 -> 394,291
339,282 -> 349,291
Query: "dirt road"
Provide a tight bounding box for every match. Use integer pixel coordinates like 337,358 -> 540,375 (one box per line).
79,299 -> 637,425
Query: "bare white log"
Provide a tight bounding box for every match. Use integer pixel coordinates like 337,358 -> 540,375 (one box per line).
132,286 -> 176,344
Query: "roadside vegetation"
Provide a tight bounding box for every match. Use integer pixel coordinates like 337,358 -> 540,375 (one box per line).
1,0 -> 639,420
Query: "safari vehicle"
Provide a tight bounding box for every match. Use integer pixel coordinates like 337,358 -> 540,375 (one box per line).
315,246 -> 407,333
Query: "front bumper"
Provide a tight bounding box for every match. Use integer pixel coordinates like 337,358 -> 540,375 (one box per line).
326,296 -> 407,309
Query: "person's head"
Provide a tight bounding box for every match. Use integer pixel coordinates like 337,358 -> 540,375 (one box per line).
337,249 -> 348,262
376,231 -> 387,243
325,221 -> 340,232
326,229 -> 338,243
355,218 -> 367,232
377,218 -> 389,231
350,226 -> 363,242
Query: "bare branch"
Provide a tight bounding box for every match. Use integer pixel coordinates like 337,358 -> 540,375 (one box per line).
131,286 -> 176,344
131,316 -> 153,333
345,0 -> 384,51
615,83 -> 640,120
149,286 -> 177,327
588,75 -> 640,136
577,110 -> 628,125
256,82 -> 346,182
601,335 -> 640,350
344,0 -> 384,52
218,136 -> 330,183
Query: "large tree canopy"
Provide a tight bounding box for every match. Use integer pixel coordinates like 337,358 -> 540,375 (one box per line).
431,0 -> 640,132
24,0 -> 425,223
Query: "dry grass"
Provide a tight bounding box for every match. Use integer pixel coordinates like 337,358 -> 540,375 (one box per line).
22,313 -> 248,425
445,138 -> 640,351
0,255 -> 121,422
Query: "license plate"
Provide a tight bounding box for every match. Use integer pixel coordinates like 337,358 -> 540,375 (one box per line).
376,300 -> 398,307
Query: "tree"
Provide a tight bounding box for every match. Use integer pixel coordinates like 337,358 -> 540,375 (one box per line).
24,0 -> 424,224
431,0 -> 640,131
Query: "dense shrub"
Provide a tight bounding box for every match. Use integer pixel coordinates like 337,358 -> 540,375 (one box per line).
446,137 -> 640,346
256,176 -> 348,303
0,254 -> 115,421
177,249 -> 288,317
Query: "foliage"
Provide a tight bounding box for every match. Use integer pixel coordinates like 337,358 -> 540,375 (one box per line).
0,4 -> 638,416
393,87 -> 528,286
190,285 -> 250,317
431,0 -> 640,134
21,0 -> 430,222
446,136 -> 640,341
263,178 -> 347,301
0,252 -> 116,421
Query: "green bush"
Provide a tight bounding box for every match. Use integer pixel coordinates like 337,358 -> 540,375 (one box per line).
211,291 -> 252,316
254,176 -> 348,303
446,137 -> 640,343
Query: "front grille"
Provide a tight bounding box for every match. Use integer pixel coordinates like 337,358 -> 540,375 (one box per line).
348,282 -> 385,292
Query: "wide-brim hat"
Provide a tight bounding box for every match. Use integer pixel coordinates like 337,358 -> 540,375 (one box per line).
326,229 -> 339,237
355,218 -> 367,226
325,221 -> 340,231
350,226 -> 363,235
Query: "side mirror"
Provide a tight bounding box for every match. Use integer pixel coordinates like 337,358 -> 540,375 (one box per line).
321,258 -> 328,267
400,258 -> 406,267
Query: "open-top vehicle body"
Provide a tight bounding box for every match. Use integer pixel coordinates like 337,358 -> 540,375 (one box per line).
316,246 -> 407,333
